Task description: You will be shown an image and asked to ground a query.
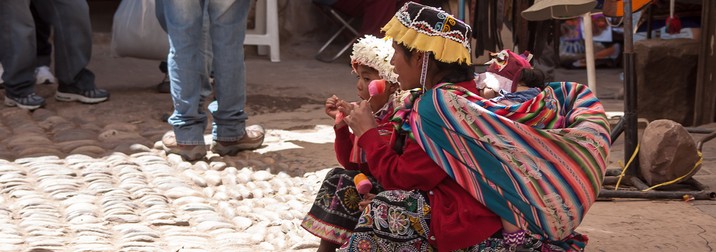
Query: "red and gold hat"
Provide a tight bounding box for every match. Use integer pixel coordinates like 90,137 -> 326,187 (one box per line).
381,1 -> 473,65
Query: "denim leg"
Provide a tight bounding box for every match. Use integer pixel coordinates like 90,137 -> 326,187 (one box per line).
207,0 -> 250,142
199,11 -> 214,108
164,1 -> 208,145
0,0 -> 37,98
155,0 -> 167,32
156,0 -> 213,100
32,0 -> 96,90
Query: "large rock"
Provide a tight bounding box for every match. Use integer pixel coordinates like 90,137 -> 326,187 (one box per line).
635,39 -> 699,126
639,119 -> 700,186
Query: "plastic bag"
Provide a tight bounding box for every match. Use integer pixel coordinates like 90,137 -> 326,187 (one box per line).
111,0 -> 168,60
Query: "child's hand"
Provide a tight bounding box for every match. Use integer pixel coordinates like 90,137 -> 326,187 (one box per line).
358,193 -> 376,211
325,95 -> 341,119
336,100 -> 353,116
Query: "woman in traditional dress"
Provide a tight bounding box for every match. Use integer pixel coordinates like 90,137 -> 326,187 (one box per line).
340,2 -> 611,251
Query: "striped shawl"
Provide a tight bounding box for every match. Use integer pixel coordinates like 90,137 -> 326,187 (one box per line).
409,81 -> 611,245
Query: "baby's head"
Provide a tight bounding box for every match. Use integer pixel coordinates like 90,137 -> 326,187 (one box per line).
350,35 -> 399,101
485,50 -> 542,91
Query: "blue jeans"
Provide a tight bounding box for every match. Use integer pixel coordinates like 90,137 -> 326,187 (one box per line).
0,0 -> 96,98
163,0 -> 250,145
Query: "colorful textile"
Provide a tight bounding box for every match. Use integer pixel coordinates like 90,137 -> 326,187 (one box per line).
339,190 -> 549,252
409,81 -> 610,247
340,190 -> 433,252
381,2 -> 472,64
302,168 -> 383,245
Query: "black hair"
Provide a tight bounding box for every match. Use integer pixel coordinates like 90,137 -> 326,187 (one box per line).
519,68 -> 546,89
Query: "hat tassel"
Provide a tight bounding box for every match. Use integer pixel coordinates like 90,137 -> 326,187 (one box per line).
420,52 -> 430,92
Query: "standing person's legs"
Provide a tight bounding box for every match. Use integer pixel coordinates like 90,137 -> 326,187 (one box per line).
155,0 -> 213,95
0,0 -> 45,110
30,1 -> 57,85
163,0 -> 208,157
34,0 -> 109,103
31,3 -> 52,67
207,0 -> 264,154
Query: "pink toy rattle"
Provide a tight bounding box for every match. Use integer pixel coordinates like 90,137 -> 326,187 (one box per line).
367,79 -> 387,101
353,173 -> 373,195
334,80 -> 386,125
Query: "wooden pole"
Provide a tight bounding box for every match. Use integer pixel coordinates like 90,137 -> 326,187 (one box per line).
582,13 -> 597,95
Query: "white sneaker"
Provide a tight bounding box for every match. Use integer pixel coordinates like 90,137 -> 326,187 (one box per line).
35,66 -> 57,85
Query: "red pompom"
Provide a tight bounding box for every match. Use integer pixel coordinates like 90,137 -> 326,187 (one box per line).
665,16 -> 682,34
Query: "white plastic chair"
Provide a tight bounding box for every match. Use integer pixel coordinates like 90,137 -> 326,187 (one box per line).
245,0 -> 280,62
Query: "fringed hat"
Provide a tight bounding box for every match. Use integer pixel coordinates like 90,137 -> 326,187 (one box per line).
381,1 -> 473,65
350,35 -> 399,84
485,49 -> 534,92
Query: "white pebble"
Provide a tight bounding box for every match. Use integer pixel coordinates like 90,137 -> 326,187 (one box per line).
204,170 -> 222,186
183,170 -> 207,188
192,161 -> 210,171
210,162 -> 227,171
232,216 -> 253,230
165,187 -> 201,199
251,170 -> 273,181
236,173 -> 251,184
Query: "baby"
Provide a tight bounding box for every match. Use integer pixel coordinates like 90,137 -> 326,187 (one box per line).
476,49 -> 545,105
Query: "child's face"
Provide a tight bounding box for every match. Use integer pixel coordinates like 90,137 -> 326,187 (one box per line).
354,64 -> 381,100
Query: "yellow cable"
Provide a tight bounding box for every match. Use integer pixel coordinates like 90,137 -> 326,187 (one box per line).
614,144 -> 640,190
642,151 -> 704,192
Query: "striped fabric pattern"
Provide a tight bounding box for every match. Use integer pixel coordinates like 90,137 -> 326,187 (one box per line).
410,82 -> 611,243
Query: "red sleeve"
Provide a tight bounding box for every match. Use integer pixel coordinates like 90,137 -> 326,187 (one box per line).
357,128 -> 446,190
334,125 -> 361,170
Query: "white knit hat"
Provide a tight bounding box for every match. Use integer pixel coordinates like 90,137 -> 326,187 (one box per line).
350,35 -> 399,84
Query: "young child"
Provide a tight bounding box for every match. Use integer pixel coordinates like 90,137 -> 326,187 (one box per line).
301,35 -> 400,252
476,49 -> 545,105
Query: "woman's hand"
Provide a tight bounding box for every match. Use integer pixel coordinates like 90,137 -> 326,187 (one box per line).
343,100 -> 377,138
358,193 -> 376,211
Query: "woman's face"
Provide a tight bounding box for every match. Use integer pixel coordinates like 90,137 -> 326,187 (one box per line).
390,42 -> 420,90
354,64 -> 381,100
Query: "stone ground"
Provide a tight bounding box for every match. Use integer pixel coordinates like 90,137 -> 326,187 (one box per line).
1,32 -> 716,251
